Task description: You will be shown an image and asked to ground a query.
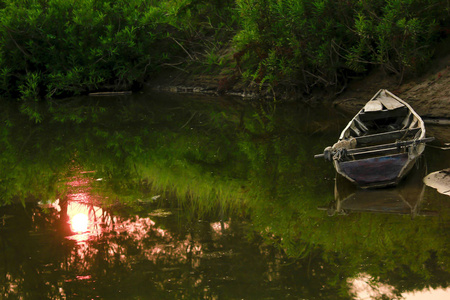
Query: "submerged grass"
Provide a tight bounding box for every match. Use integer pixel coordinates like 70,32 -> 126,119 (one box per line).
135,159 -> 247,218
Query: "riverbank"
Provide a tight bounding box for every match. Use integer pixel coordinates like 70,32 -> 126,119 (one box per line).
333,53 -> 450,145
333,53 -> 450,119
145,49 -> 450,147
146,52 -> 450,118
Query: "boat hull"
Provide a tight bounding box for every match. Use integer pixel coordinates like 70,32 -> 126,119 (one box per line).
334,153 -> 417,188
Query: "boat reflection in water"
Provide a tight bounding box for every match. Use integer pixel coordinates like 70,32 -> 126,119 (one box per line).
324,158 -> 437,217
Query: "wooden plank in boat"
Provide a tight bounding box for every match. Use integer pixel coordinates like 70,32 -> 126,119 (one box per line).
359,106 -> 409,121
355,128 -> 421,145
378,95 -> 405,110
364,100 -> 383,112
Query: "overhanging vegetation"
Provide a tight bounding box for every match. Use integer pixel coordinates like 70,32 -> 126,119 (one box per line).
0,0 -> 449,103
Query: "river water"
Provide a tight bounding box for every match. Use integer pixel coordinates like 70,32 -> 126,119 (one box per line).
0,92 -> 449,299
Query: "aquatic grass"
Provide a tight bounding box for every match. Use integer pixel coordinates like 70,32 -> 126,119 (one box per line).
134,158 -> 248,218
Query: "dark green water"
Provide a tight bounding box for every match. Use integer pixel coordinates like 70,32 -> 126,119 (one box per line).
0,93 -> 449,299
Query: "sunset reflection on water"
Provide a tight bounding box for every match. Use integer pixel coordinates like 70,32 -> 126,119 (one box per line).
71,213 -> 88,232
45,168 -> 228,266
28,162 -> 449,299
47,197 -> 107,243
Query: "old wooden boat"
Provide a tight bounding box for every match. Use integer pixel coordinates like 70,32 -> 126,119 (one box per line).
315,89 -> 434,188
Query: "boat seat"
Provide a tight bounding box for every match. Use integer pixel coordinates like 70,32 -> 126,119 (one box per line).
359,106 -> 409,122
355,128 -> 421,146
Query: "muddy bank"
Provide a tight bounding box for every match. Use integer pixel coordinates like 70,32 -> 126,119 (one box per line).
333,54 -> 450,119
145,68 -> 262,99
331,54 -> 450,145
146,53 -> 450,119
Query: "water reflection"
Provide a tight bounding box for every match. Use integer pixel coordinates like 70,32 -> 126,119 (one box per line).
71,213 -> 88,233
47,198 -> 107,243
0,93 -> 449,299
349,273 -> 450,300
349,273 -> 397,300
326,159 -> 433,217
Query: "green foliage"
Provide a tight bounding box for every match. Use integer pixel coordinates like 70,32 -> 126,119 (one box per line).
0,0 -> 181,100
233,0 -> 449,93
0,0 -> 240,104
347,0 -> 443,78
0,0 -> 449,103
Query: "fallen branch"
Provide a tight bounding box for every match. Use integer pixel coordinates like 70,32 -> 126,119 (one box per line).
89,91 -> 132,96
170,37 -> 195,61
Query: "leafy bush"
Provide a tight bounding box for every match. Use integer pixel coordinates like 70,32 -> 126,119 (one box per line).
0,0 -> 448,103
0,0 -> 181,101
234,0 -> 449,94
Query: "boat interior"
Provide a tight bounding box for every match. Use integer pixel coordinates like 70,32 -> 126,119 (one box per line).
343,98 -> 422,148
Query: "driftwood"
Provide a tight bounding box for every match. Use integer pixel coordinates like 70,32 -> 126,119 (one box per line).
422,118 -> 450,125
88,91 -> 132,96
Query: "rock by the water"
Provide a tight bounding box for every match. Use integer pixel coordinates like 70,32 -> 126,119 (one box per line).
424,169 -> 450,196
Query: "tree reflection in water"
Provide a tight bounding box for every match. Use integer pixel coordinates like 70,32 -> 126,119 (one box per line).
1,167 -> 296,299
1,200 -> 294,299
0,93 -> 450,299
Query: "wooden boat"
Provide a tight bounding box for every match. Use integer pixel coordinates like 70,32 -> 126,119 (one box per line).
315,89 -> 434,188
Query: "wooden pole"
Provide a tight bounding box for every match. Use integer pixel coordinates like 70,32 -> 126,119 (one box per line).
314,137 -> 434,159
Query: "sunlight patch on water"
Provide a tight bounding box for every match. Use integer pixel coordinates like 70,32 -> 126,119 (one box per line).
47,199 -> 108,243
210,221 -> 230,238
348,273 -> 395,300
402,288 -> 450,299
349,273 -> 450,300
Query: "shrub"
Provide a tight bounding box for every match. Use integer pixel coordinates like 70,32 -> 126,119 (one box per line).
233,0 -> 449,94
0,0 -> 180,101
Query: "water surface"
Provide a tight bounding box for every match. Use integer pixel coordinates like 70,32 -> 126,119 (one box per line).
1,93 -> 449,299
